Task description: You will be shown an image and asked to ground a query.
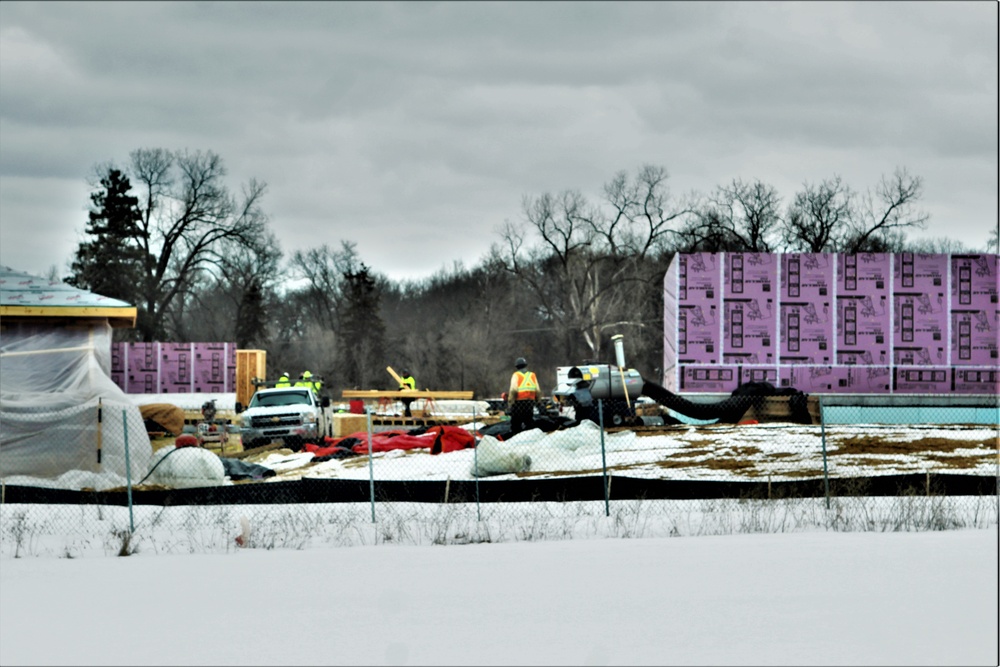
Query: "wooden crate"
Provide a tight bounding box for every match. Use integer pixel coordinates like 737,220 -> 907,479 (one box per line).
236,349 -> 267,408
333,413 -> 369,437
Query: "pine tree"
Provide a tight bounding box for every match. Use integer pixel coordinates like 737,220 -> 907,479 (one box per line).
337,264 -> 387,388
67,169 -> 146,305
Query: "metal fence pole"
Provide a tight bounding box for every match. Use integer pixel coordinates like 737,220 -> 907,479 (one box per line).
598,398 -> 609,517
473,406 -> 481,522
122,409 -> 134,533
366,407 -> 375,523
819,395 -> 830,510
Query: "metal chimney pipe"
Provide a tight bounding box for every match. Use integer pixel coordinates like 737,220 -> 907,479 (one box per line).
612,334 -> 626,369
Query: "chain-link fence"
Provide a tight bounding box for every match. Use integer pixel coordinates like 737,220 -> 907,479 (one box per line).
2,394 -> 997,558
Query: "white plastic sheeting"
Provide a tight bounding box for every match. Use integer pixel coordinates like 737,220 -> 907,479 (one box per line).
143,446 -> 227,489
0,321 -> 152,486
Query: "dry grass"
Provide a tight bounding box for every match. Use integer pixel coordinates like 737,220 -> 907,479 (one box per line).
830,435 -> 995,456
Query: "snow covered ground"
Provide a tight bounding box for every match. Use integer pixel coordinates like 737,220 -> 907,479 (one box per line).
253,419 -> 998,483
1,525 -> 997,666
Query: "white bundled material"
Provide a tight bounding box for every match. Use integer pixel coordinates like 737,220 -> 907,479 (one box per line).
143,446 -> 227,489
130,393 -> 237,411
384,398 -> 492,417
543,418 -> 636,452
470,436 -> 532,477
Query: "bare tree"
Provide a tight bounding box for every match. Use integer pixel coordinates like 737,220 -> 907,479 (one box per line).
290,241 -> 361,332
126,148 -> 270,340
690,178 -> 782,252
497,165 -> 696,363
781,176 -> 854,252
843,167 -> 928,253
172,231 -> 283,348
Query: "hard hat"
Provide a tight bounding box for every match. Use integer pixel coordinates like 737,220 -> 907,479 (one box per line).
515,357 -> 527,369
302,370 -> 311,377
401,368 -> 410,376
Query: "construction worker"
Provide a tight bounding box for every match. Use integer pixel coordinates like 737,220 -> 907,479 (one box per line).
275,372 -> 292,388
507,357 -> 539,436
398,368 -> 416,417
296,370 -> 322,395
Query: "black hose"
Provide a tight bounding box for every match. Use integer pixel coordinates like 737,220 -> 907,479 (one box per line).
135,446 -> 186,486
640,381 -> 752,423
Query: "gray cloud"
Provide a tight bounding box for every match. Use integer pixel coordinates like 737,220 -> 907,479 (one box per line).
1,1 -> 996,283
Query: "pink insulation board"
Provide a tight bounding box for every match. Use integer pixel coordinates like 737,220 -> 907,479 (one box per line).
950,254 -> 998,366
778,364 -> 889,393
892,293 -> 947,366
127,371 -> 158,394
892,253 -> 948,366
892,367 -> 951,394
778,365 -> 849,393
779,253 -> 834,365
159,342 -> 194,392
126,342 -> 157,373
952,367 -> 999,394
678,365 -> 739,392
836,253 -> 889,365
111,344 -> 125,374
779,302 -> 833,365
950,309 -> 998,365
193,344 -> 230,389
723,253 -> 777,365
846,365 -> 892,393
741,366 -> 778,385
667,252 -> 998,394
676,252 -> 721,364
111,342 -> 237,394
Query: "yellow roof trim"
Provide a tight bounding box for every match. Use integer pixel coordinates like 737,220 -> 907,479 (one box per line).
0,305 -> 137,328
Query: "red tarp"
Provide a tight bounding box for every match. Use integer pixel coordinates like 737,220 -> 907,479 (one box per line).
305,425 -> 476,458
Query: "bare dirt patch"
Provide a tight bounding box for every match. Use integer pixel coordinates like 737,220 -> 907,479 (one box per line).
829,435 -> 994,456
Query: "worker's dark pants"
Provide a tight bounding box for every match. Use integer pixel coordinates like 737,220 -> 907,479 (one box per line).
402,399 -> 414,417
509,400 -> 535,435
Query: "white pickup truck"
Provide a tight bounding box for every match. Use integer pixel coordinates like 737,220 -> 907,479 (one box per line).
236,387 -> 335,450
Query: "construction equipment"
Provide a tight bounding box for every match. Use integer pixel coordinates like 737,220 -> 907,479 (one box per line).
195,398 -> 229,448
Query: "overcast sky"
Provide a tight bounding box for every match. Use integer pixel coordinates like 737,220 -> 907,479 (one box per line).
1,1 -> 996,284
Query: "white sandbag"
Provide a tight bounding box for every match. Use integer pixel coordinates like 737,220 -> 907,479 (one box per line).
470,436 -> 532,477
143,446 -> 227,489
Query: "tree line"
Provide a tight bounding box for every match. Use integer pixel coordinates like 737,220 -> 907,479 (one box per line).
67,148 -> 997,400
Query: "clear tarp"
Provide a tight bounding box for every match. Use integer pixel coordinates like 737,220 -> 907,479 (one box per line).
1,321 -> 152,487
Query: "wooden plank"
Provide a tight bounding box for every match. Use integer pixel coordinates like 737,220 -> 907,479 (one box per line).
0,304 -> 137,328
342,390 -> 474,400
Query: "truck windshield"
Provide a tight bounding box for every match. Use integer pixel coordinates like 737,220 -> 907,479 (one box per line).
249,390 -> 312,408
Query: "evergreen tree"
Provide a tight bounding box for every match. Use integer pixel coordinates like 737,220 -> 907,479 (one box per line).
337,264 -> 386,389
67,169 -> 146,305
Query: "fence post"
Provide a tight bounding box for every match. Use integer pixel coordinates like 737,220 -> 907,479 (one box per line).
122,409 -> 134,533
598,398 -> 609,517
473,406 -> 480,523
819,395 -> 830,510
366,407 -> 375,523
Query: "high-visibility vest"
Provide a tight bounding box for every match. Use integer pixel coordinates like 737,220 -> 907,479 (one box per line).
513,371 -> 538,399
296,372 -> 322,394
275,375 -> 291,388
400,376 -> 415,391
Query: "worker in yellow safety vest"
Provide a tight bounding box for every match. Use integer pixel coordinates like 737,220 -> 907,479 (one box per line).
507,357 -> 539,435
296,370 -> 322,395
398,368 -> 416,417
275,372 -> 292,388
